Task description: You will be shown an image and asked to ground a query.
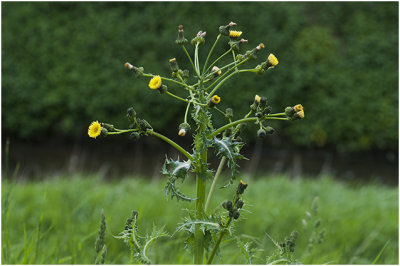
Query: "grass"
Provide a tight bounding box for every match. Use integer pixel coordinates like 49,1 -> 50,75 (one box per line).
1,174 -> 398,264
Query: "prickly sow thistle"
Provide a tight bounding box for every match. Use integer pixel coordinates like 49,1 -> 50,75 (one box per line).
88,22 -> 304,264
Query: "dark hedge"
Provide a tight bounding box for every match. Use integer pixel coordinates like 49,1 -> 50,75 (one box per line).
2,2 -> 398,151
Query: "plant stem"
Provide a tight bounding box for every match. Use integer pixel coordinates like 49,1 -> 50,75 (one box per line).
207,69 -> 254,100
265,117 -> 289,121
202,34 -> 221,74
165,91 -> 190,103
184,102 -> 191,124
194,43 -> 201,77
267,112 -> 287,117
181,45 -> 199,77
194,150 -> 207,264
206,219 -> 231,264
204,48 -> 232,75
204,157 -> 226,214
147,131 -> 193,161
209,117 -> 257,139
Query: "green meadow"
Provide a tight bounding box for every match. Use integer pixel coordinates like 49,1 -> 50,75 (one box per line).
2,175 -> 398,264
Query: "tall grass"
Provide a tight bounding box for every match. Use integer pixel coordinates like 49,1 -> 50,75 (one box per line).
2,174 -> 398,264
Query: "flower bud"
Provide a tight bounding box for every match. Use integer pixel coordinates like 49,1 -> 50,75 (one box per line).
169,58 -> 179,72
225,108 -> 233,119
129,132 -> 140,141
211,66 -> 222,77
229,40 -> 241,51
223,127 -> 233,137
127,107 -> 137,122
254,95 -> 261,104
237,180 -> 248,194
257,128 -> 267,138
232,210 -> 240,220
236,199 -> 244,209
222,200 -> 233,210
265,126 -> 275,135
255,112 -> 263,118
250,103 -> 257,111
285,106 -> 295,117
137,119 -> 152,131
158,84 -> 168,94
191,31 -> 206,46
178,122 -> 191,136
175,25 -> 188,45
124,62 -> 144,77
101,123 -> 116,132
100,127 -> 108,137
178,129 -> 186,137
266,53 -> 279,69
219,21 -> 237,36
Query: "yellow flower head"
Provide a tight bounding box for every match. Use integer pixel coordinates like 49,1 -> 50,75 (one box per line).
255,95 -> 261,103
297,110 -> 305,119
229,30 -> 242,38
268,53 -> 279,66
294,104 -> 303,112
211,95 -> 221,104
88,121 -> 102,139
169,58 -> 176,63
148,75 -> 162,89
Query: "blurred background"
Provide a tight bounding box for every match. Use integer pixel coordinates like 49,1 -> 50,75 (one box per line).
2,2 -> 398,184
1,2 -> 398,265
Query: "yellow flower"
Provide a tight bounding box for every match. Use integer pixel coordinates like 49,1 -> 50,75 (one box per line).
88,121 -> 102,139
297,110 -> 305,119
229,30 -> 242,38
211,95 -> 221,104
268,53 -> 279,66
294,104 -> 303,112
254,95 -> 261,103
148,75 -> 162,89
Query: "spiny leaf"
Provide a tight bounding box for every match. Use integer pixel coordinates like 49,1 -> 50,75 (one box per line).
164,178 -> 196,202
161,156 -> 192,181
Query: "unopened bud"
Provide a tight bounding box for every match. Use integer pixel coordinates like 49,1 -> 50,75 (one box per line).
178,129 -> 186,137
257,128 -> 267,138
254,95 -> 261,104
176,25 -> 188,45
222,200 -> 233,210
211,66 -> 222,76
285,106 -> 295,117
237,180 -> 248,194
225,108 -> 233,119
169,58 -> 179,72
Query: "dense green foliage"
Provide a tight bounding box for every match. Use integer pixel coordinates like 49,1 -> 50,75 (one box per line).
2,175 -> 398,264
2,2 -> 398,151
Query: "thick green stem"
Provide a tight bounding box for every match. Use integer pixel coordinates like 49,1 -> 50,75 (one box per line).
147,131 -> 193,161
204,157 -> 226,214
209,117 -> 258,139
194,150 -> 207,264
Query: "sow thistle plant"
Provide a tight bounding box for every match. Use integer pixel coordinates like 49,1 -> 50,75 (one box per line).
88,22 -> 304,264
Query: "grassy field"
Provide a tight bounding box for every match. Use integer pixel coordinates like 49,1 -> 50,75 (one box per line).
2,174 -> 398,264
